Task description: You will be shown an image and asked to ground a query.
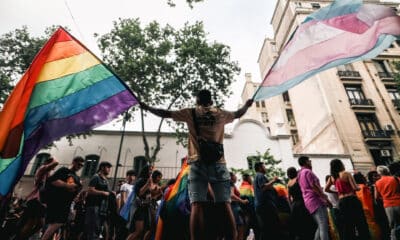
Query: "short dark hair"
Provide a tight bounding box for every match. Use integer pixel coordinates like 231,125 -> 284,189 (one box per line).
98,161 -> 112,171
44,157 -> 55,165
126,170 -> 137,176
151,170 -> 162,180
298,156 -> 309,167
254,162 -> 264,172
73,156 -> 84,163
286,167 -> 297,179
196,90 -> 212,106
353,172 -> 367,184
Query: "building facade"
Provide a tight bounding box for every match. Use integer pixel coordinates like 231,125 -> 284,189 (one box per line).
253,0 -> 400,172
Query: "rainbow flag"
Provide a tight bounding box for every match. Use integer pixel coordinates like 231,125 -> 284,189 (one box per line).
0,27 -> 138,195
239,180 -> 254,198
155,160 -> 190,240
254,0 -> 400,100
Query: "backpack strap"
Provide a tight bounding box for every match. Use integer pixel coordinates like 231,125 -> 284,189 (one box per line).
191,108 -> 200,139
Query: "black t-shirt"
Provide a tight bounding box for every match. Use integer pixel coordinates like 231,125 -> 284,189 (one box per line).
46,167 -> 81,204
86,174 -> 110,207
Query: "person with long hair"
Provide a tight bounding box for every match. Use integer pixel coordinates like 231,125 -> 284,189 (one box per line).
326,159 -> 370,239
127,165 -> 163,240
287,167 -> 316,240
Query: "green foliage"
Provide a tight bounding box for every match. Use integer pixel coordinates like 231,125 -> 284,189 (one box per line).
0,25 -> 90,143
0,25 -> 63,108
167,0 -> 204,8
96,19 -> 240,163
230,149 -> 286,181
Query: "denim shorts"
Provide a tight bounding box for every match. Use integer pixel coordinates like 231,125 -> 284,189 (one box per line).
188,161 -> 231,203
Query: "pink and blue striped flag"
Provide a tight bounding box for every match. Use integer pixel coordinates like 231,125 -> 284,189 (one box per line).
0,27 -> 138,195
254,0 -> 400,100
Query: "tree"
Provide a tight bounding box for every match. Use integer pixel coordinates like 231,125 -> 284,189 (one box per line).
0,26 -> 61,109
167,0 -> 204,8
231,149 -> 286,181
0,26 -> 88,145
96,19 -> 240,163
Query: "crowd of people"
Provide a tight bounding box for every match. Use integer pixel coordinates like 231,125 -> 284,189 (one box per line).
2,155 -> 400,240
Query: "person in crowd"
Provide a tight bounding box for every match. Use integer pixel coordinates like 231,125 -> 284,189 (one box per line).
127,166 -> 162,240
353,172 -> 382,240
297,156 -> 330,240
69,190 -> 87,240
375,165 -> 400,240
116,180 -> 126,211
324,175 -> 340,239
120,170 -> 137,209
368,169 -> 390,240
84,161 -> 113,240
287,167 -> 316,240
239,173 -> 257,240
41,156 -> 84,240
327,159 -> 370,240
140,89 -> 253,240
253,161 -> 281,240
229,172 -> 249,240
16,157 -> 58,239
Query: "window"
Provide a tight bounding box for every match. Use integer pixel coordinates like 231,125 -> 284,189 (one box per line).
261,101 -> 266,108
311,3 -> 321,9
30,153 -> 51,175
356,114 -> 382,137
134,156 -> 147,175
291,130 -> 299,145
82,154 -> 100,178
337,64 -> 354,71
295,2 -> 302,8
282,91 -> 290,102
261,112 -> 269,123
345,85 -> 366,100
373,60 -> 392,73
286,109 -> 296,126
387,87 -> 400,100
256,101 -> 260,108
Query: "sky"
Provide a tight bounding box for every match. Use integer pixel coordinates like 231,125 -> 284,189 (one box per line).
0,0 -> 277,130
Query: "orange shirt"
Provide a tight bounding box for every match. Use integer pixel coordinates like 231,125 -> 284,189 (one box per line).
375,176 -> 400,208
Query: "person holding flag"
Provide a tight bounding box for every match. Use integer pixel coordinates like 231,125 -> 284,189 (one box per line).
140,89 -> 253,240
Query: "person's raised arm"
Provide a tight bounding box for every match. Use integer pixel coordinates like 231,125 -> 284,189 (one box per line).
140,102 -> 172,118
234,99 -> 253,118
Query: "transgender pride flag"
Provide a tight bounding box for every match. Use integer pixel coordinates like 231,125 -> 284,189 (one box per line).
254,0 -> 400,100
0,27 -> 138,195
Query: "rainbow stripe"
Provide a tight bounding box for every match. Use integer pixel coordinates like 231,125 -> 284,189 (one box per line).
239,180 -> 254,197
254,0 -> 400,100
155,160 -> 190,240
0,28 -> 137,195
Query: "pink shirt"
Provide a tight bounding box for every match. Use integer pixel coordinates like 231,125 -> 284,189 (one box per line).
298,167 -> 326,214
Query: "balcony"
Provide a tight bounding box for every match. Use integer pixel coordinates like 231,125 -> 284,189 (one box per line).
349,98 -> 375,111
362,130 -> 391,143
337,70 -> 362,82
392,99 -> 400,110
378,72 -> 394,82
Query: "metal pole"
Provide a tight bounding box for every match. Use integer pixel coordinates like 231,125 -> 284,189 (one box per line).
112,112 -> 128,190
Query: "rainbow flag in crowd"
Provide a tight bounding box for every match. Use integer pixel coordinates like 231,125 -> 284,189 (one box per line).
254,0 -> 400,100
239,180 -> 254,198
0,27 -> 138,195
155,160 -> 190,240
